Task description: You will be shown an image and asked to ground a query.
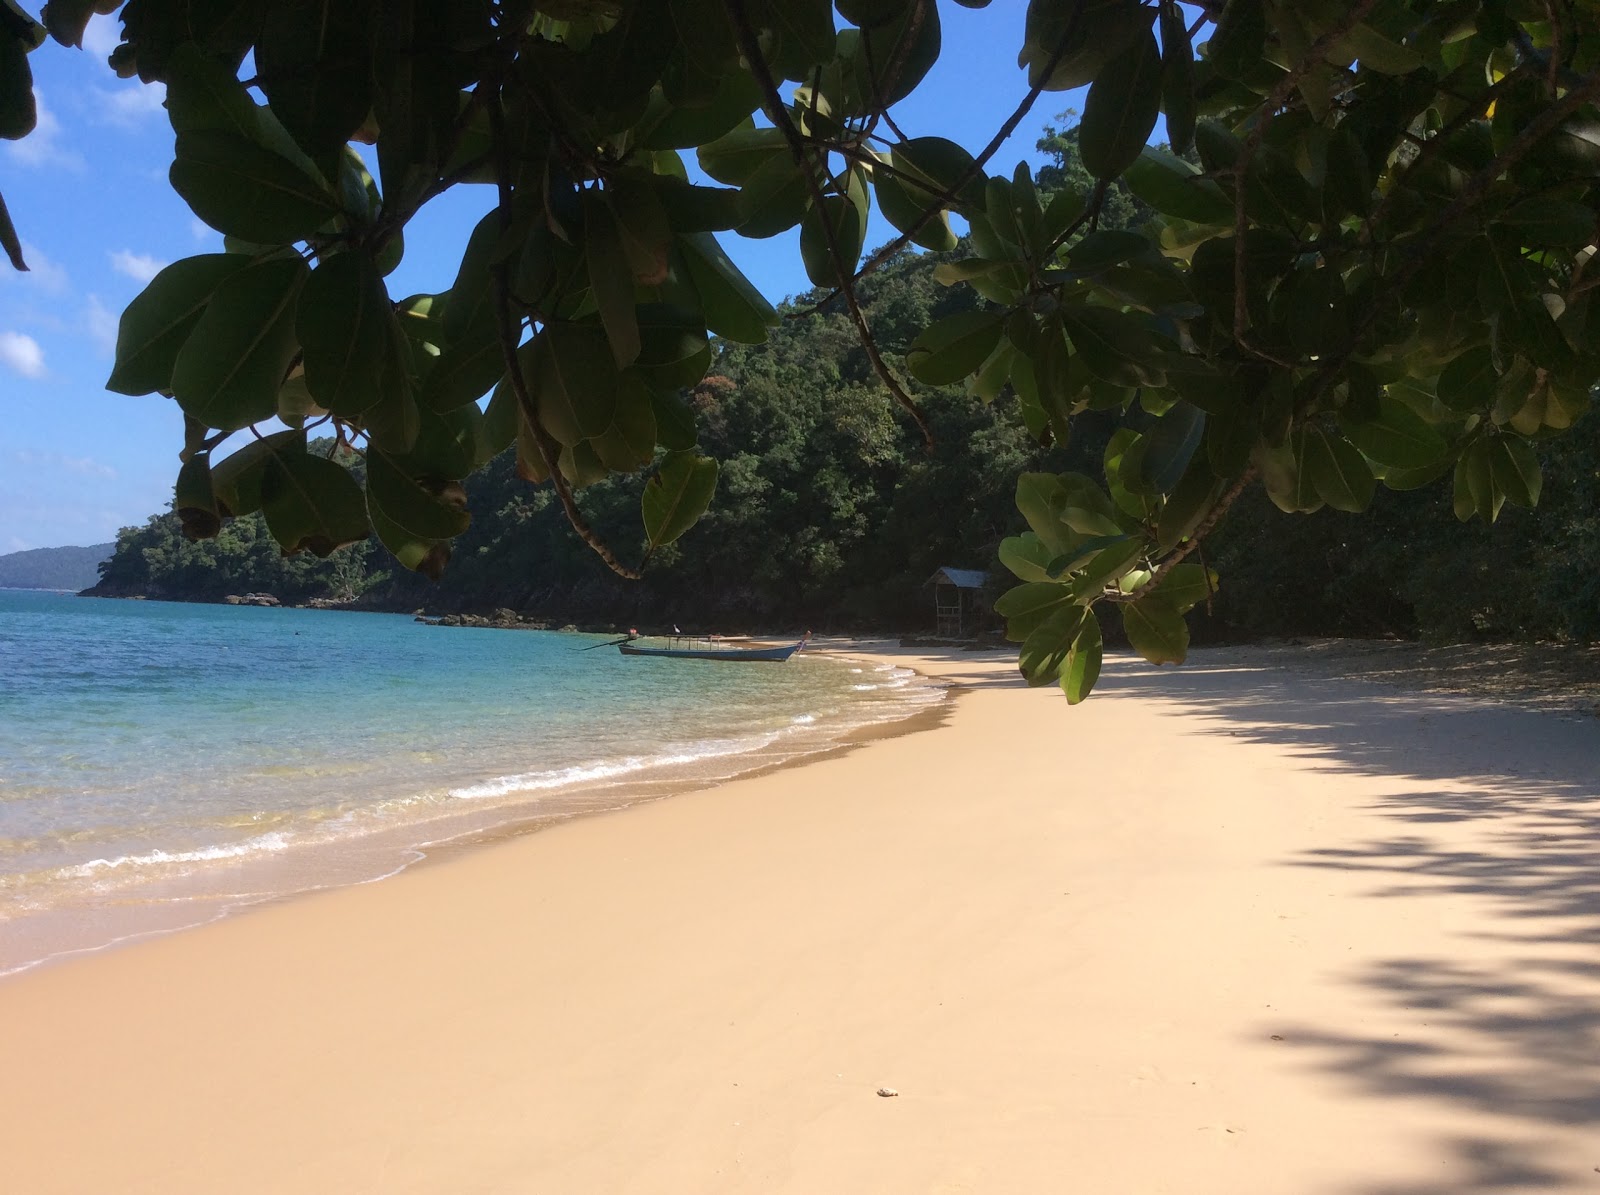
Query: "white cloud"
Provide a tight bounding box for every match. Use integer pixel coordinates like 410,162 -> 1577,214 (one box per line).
1,242 -> 71,295
98,82 -> 166,127
6,92 -> 87,171
86,294 -> 118,356
0,331 -> 46,378
109,250 -> 168,283
81,14 -> 121,58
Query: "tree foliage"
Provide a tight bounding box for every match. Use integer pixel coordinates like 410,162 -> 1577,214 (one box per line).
6,0 -> 1600,699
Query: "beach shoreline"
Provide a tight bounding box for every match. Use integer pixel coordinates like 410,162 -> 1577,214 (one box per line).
2,643 -> 1598,1192
0,636 -> 948,982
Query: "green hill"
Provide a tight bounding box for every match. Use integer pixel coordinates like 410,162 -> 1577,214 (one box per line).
0,544 -> 115,592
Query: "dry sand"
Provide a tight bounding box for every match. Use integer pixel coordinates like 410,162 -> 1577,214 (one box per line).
1,645 -> 1598,1193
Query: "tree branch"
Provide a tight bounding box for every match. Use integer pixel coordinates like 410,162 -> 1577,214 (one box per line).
1102,466 -> 1259,604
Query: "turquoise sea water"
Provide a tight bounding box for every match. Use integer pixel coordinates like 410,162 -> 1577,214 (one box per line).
0,590 -> 941,975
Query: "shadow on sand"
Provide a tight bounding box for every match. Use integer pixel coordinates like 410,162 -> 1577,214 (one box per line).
1086,650 -> 1600,1192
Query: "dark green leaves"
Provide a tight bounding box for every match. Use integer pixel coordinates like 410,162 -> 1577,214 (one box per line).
297,251 -> 393,415
108,254 -> 252,395
261,449 -> 369,557
171,130 -> 341,243
1338,397 -> 1448,470
170,258 -> 307,432
906,310 -> 1006,386
1122,595 -> 1187,666
643,450 -> 718,548
1079,26 -> 1162,181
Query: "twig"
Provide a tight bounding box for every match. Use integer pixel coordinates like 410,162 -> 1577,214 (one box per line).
842,4 -> 1093,295
1102,466 -> 1259,604
725,0 -> 934,450
487,91 -> 640,580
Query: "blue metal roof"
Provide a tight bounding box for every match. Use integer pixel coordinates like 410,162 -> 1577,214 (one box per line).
928,568 -> 989,590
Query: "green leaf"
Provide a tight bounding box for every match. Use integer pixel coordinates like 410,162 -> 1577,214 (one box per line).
585,194 -> 642,369
368,496 -> 451,580
696,123 -> 788,186
171,257 -> 307,432
735,152 -> 812,239
212,430 -> 303,517
999,532 -> 1056,582
1338,396 -> 1448,469
170,130 -> 340,244
173,453 -> 221,540
1060,612 -> 1103,704
261,449 -> 369,557
255,0 -> 375,160
1123,149 -> 1231,223
1149,562 -> 1215,614
799,182 -> 867,288
1453,436 -> 1501,523
0,25 -> 38,142
1019,603 -> 1087,686
643,450 -> 719,548
1140,400 -> 1205,493
994,580 -> 1076,642
873,153 -> 958,251
365,449 -> 471,541
1158,0 -> 1194,154
1496,197 -> 1597,248
108,254 -> 252,395
1122,595 -> 1188,666
1435,346 -> 1496,413
1489,436 -> 1541,508
1079,26 -> 1162,181
1205,0 -> 1265,80
677,232 -> 778,344
589,372 -> 658,472
1059,306 -> 1165,388
1020,0 -> 1153,92
297,250 -> 392,415
529,323 -> 619,447
1304,426 -> 1376,514
906,309 -> 1006,386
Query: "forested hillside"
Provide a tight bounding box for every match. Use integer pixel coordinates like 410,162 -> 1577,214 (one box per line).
0,544 -> 114,591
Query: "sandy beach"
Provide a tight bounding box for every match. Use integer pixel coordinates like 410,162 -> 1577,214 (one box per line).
1,644 -> 1597,1193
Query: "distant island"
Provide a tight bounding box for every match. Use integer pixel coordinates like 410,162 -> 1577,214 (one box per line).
0,544 -> 114,592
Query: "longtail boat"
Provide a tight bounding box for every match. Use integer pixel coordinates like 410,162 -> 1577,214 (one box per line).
615,631 -> 810,662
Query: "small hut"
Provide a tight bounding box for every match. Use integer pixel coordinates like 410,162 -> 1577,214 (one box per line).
926,567 -> 990,638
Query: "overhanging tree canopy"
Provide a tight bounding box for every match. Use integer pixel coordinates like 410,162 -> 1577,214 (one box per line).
1,0 -> 1595,700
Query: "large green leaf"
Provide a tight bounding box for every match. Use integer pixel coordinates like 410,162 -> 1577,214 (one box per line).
261,449 -> 369,557
171,130 -> 340,244
585,195 -> 642,369
677,232 -> 779,344
1079,27 -> 1161,181
1122,595 -> 1188,666
1019,603 -> 1088,686
1059,306 -> 1165,387
1489,436 -> 1541,509
994,580 -> 1077,642
170,257 -> 307,432
1124,149 -> 1231,223
906,309 -> 1006,386
1304,426 -> 1376,514
1061,612 -> 1103,704
799,181 -> 867,289
533,322 -> 620,447
297,250 -> 392,415
365,449 -> 471,540
255,0 -> 375,160
108,254 -> 252,395
1338,396 -> 1448,469
212,430 -> 303,517
999,532 -> 1056,582
643,450 -> 718,548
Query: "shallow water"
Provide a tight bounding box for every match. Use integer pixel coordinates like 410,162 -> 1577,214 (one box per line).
0,590 -> 942,975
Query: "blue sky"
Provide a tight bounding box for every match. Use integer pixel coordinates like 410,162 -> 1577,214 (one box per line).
0,4 -> 1086,552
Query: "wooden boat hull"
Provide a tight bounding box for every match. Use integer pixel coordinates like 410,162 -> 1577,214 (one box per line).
617,640 -> 805,662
